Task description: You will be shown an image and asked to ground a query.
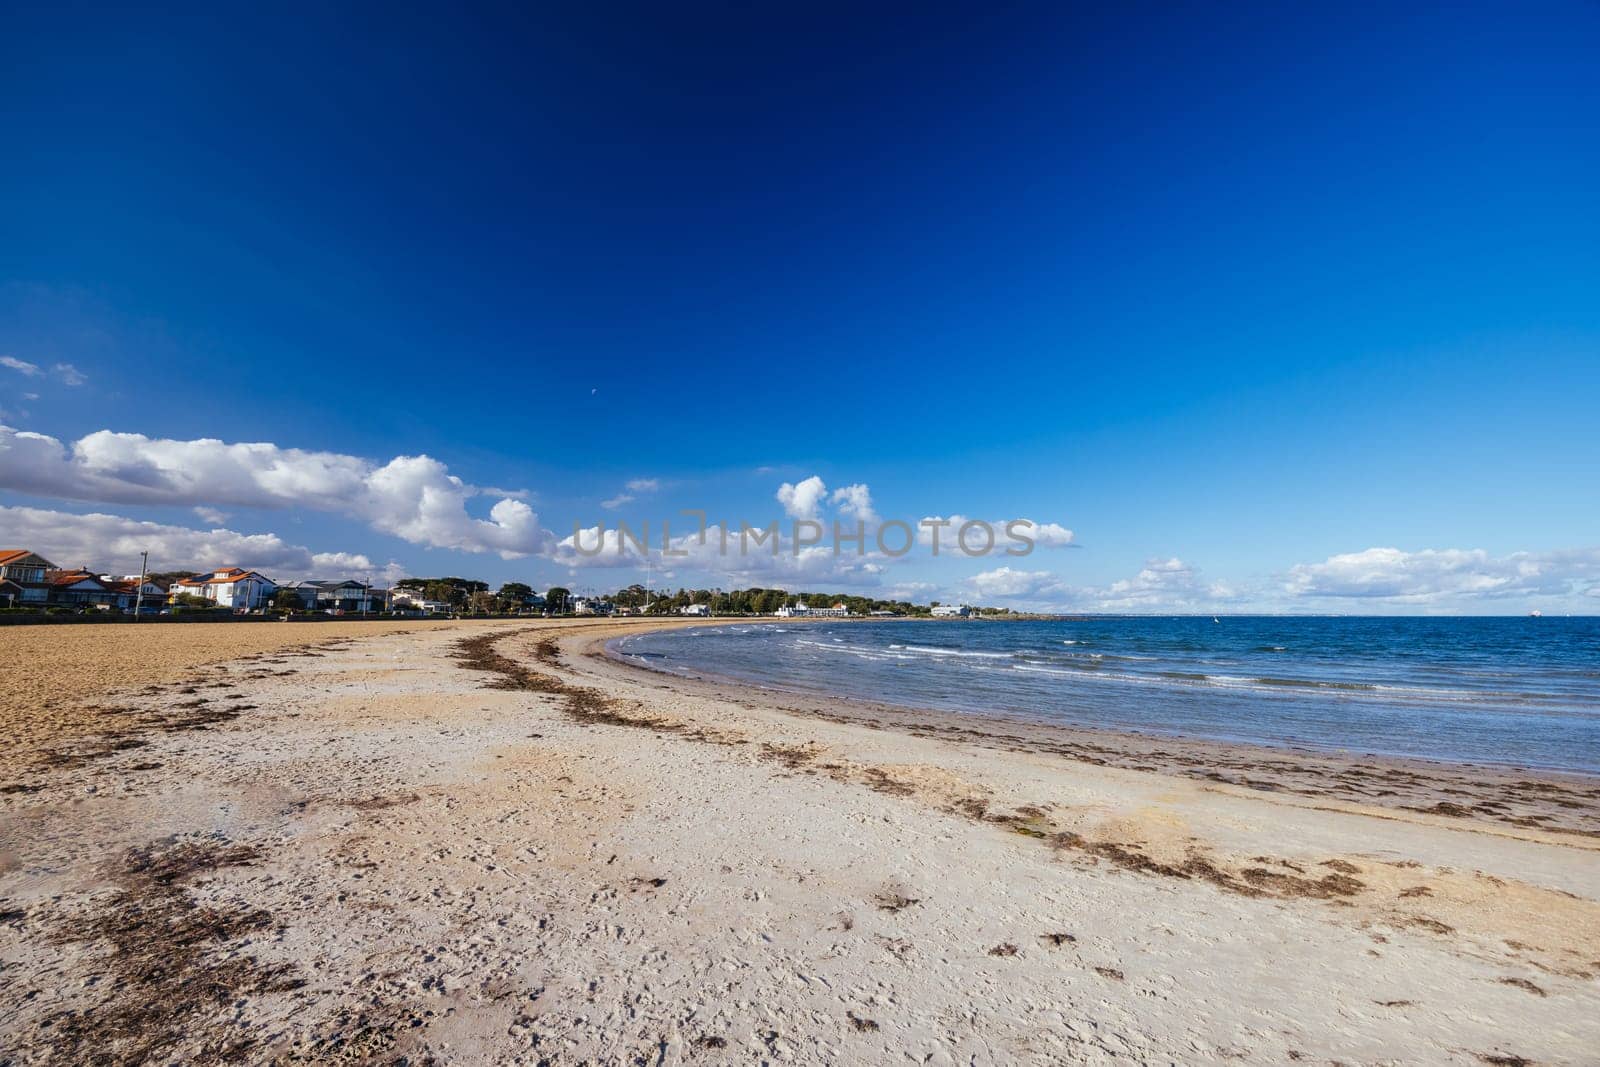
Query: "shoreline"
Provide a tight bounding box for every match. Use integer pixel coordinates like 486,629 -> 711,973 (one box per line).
604,617 -> 1600,778
596,623 -> 1600,841
3,617 -> 1596,1063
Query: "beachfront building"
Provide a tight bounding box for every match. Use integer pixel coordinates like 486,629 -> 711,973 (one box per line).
282,579 -> 379,613
680,603 -> 710,616
392,589 -> 451,614
931,603 -> 971,617
572,597 -> 614,616
101,576 -> 170,608
171,567 -> 278,611
774,601 -> 807,617
810,602 -> 850,618
42,569 -> 121,609
0,549 -> 55,606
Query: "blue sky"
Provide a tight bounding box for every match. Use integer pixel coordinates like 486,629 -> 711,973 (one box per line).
2,4 -> 1598,612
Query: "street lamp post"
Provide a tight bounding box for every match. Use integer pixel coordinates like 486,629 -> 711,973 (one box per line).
133,550 -> 149,621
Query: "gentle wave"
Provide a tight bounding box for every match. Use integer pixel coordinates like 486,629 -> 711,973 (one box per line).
888,643 -> 1014,660
621,618 -> 1600,773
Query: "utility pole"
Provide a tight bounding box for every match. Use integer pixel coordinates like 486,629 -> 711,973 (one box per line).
133,550 -> 149,621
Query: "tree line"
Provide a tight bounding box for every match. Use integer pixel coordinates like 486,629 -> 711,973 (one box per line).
389,578 -> 948,616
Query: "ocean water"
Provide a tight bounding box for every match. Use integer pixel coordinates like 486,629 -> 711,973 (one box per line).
612,616 -> 1600,774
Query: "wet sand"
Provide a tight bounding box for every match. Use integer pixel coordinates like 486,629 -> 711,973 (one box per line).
599,633 -> 1600,840
2,618 -> 1596,1064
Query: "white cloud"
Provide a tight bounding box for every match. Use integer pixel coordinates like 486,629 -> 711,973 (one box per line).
960,557 -> 1235,612
1092,557 -> 1224,610
600,477 -> 660,510
1285,546 -> 1600,603
53,363 -> 87,386
776,475 -> 828,519
830,483 -> 878,524
1,356 -> 41,377
554,518 -> 896,590
193,506 -> 231,524
479,486 -> 533,501
963,566 -> 1068,599
918,516 -> 1075,555
1016,521 -> 1075,548
0,504 -> 402,581
0,425 -> 552,559
880,580 -> 939,600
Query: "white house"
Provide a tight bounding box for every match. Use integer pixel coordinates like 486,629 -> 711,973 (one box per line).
171,567 -> 278,610
392,590 -> 450,614
931,603 -> 971,617
680,603 -> 710,616
572,597 -> 614,616
775,601 -> 849,618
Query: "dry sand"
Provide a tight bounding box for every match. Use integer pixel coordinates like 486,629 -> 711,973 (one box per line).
1,618 -> 1597,1065
0,619 -> 498,768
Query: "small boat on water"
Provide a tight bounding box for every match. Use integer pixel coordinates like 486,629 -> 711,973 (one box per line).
1530,610 -> 1542,617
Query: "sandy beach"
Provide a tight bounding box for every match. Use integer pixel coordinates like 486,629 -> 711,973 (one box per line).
2,618 -> 1597,1065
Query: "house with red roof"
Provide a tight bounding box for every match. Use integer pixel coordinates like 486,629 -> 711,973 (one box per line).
0,549 -> 56,607
42,569 -> 122,609
169,567 -> 278,611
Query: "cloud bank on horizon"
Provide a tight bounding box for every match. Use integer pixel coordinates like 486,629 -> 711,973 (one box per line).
1,422 -> 1597,610
0,424 -> 550,560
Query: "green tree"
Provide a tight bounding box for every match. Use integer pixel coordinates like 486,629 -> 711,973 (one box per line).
497,582 -> 534,611
546,586 -> 571,614
272,588 -> 303,614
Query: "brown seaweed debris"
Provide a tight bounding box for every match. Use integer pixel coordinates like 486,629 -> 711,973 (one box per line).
454,631 -> 690,736
760,743 -> 820,770
347,792 -> 421,811
846,1012 -> 880,1032
872,891 -> 920,913
1498,977 -> 1546,996
276,1003 -> 435,1064
40,837 -> 301,1065
1239,867 -> 1365,899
